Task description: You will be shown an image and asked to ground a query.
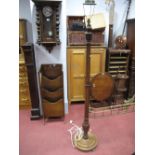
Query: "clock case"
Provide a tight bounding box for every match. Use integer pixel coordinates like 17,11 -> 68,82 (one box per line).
32,0 -> 62,52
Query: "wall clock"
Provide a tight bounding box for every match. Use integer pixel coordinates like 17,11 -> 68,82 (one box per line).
32,0 -> 62,52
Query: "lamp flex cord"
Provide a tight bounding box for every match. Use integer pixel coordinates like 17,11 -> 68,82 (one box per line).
68,120 -> 83,148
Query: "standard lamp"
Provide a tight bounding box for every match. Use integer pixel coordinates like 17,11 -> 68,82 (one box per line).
73,0 -> 97,151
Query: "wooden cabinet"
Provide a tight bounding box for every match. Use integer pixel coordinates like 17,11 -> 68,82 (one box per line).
19,62 -> 31,109
67,46 -> 106,103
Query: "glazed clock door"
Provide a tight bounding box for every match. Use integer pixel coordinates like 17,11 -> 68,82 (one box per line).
42,6 -> 56,42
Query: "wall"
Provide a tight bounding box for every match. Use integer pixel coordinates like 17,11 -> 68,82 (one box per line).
19,0 -> 135,115
113,0 -> 135,43
67,0 -> 135,47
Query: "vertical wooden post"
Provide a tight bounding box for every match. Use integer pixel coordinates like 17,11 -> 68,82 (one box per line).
82,19 -> 92,139
22,43 -> 41,120
73,18 -> 97,152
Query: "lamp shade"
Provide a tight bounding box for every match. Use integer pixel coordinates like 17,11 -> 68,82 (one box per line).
85,13 -> 106,30
84,0 -> 96,5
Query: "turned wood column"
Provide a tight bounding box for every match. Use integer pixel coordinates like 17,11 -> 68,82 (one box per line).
82,19 -> 92,139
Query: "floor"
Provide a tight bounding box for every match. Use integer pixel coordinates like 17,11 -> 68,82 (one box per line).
19,104 -> 135,155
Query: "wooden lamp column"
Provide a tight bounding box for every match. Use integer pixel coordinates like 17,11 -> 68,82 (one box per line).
73,0 -> 97,151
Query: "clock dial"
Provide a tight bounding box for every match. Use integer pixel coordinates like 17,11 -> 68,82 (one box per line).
42,6 -> 53,17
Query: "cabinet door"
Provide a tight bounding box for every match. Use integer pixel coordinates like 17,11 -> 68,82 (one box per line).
90,48 -> 105,78
67,47 -> 106,103
68,48 -> 86,102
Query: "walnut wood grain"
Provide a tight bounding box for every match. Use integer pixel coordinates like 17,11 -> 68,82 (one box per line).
91,73 -> 114,101
41,75 -> 63,91
41,87 -> 63,102
39,64 -> 64,118
42,98 -> 64,118
40,64 -> 62,79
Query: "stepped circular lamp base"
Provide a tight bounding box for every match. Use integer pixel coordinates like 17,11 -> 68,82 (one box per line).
73,132 -> 97,152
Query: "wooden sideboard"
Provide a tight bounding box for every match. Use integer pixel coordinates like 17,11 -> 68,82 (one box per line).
67,46 -> 106,103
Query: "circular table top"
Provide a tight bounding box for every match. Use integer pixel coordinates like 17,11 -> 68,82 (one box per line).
91,73 -> 114,101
